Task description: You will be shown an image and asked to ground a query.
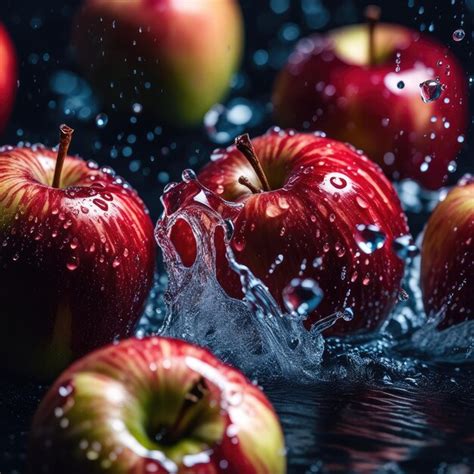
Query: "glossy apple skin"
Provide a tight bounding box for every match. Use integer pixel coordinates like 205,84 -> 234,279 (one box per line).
29,336 -> 286,474
0,23 -> 17,134
421,177 -> 474,328
273,24 -> 468,190
73,0 -> 243,126
170,130 -> 409,335
0,145 -> 155,379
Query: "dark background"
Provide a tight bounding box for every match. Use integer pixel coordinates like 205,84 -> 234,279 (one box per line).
1,1 -> 474,473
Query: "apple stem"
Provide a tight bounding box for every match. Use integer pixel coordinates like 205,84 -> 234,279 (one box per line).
239,176 -> 261,194
235,134 -> 271,192
365,5 -> 381,67
52,124 -> 74,189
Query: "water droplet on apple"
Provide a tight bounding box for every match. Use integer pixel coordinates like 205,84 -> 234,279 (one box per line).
419,79 -> 443,103
67,257 -> 79,271
282,278 -> 323,316
355,224 -> 386,254
397,80 -> 405,89
112,257 -> 121,268
93,198 -> 108,211
452,28 -> 465,42
355,196 -> 368,209
329,175 -> 347,189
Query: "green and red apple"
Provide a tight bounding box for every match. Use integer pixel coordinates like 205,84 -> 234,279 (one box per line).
273,13 -> 468,190
29,337 -> 286,473
73,0 -> 244,126
0,126 -> 156,379
421,176 -> 473,327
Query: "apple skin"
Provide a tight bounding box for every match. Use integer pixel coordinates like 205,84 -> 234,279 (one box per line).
273,24 -> 468,190
29,336 -> 286,474
421,177 -> 474,328
169,129 -> 410,335
73,0 -> 243,126
0,22 -> 17,134
0,145 -> 156,379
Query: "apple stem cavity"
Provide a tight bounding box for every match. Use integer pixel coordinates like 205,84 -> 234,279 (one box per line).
235,134 -> 271,192
52,124 -> 75,189
365,4 -> 381,67
239,176 -> 262,194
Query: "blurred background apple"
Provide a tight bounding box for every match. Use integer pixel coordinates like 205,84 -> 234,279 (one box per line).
0,22 -> 17,135
73,0 -> 244,126
273,10 -> 468,190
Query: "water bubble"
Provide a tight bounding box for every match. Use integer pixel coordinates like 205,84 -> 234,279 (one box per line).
355,224 -> 386,254
452,29 -> 465,42
282,278 -> 323,317
132,103 -> 143,114
419,80 -> 443,103
95,113 -> 108,128
397,81 -> 405,89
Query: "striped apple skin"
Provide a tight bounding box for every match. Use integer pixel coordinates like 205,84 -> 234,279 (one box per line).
185,130 -> 409,335
29,337 -> 286,474
0,145 -> 155,378
421,179 -> 474,327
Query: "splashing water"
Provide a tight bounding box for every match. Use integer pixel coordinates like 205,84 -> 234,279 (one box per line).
144,173 -> 474,383
153,171 -> 333,380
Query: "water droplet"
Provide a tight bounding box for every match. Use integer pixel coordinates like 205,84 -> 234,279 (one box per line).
398,288 -> 409,301
355,224 -> 386,254
132,103 -> 143,114
452,29 -> 465,42
282,278 -> 323,316
93,198 -> 108,211
67,257 -> 79,271
342,307 -> 354,321
419,79 -> 443,103
397,80 -> 405,89
329,175 -> 347,189
95,113 -> 108,128
182,169 -> 197,183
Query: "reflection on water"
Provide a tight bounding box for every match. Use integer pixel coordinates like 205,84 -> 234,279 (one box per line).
1,375 -> 474,473
266,379 -> 474,473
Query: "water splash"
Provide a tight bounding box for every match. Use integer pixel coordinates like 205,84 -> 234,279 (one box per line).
154,172 -> 326,380
146,173 -> 474,382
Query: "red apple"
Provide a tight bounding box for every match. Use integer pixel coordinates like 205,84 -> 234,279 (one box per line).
0,126 -> 155,379
73,0 -> 243,126
273,10 -> 468,190
167,130 -> 410,335
421,176 -> 474,328
0,22 -> 17,134
29,336 -> 286,473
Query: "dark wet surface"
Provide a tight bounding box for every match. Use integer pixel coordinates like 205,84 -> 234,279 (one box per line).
2,372 -> 474,473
